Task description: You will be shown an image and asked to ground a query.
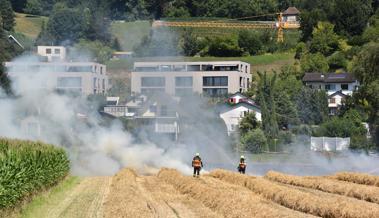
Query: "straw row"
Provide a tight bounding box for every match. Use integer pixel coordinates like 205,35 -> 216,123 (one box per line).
332,172 -> 379,187
158,168 -> 314,218
209,169 -> 379,218
103,168 -> 154,218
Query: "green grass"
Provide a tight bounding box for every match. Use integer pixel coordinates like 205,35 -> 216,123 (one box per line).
106,52 -> 295,73
110,21 -> 151,51
14,13 -> 48,39
20,177 -> 81,218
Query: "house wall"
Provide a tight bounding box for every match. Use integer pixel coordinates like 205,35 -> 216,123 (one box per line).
5,62 -> 108,96
37,46 -> 66,62
328,94 -> 345,108
219,105 -> 261,136
305,81 -> 359,95
131,61 -> 251,96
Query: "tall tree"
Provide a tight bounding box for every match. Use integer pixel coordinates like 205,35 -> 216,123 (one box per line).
309,22 -> 339,56
257,71 -> 279,138
332,0 -> 373,36
0,0 -> 15,31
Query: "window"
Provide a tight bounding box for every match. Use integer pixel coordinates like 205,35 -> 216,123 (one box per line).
160,65 -> 172,71
102,79 -> 105,89
175,88 -> 193,96
67,66 -> 93,72
93,78 -> 97,88
57,77 -> 82,87
175,77 -> 193,87
325,84 -> 336,90
201,65 -> 213,71
329,98 -> 336,103
187,65 -> 200,71
341,84 -> 349,90
203,88 -> 228,97
141,77 -> 165,87
135,67 -> 159,72
160,105 -> 167,116
54,49 -> 60,54
141,88 -> 165,94
173,65 -> 186,71
46,48 -> 51,54
203,76 -> 228,86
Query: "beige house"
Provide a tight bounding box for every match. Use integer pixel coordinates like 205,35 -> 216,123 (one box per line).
5,46 -> 108,96
37,46 -> 66,62
131,61 -> 251,97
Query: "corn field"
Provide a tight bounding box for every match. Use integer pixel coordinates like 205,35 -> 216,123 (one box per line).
0,138 -> 69,209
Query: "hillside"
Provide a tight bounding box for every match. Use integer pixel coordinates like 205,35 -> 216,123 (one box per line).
14,13 -> 48,39
19,168 -> 379,218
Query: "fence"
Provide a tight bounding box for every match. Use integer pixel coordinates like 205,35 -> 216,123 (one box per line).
310,137 -> 350,151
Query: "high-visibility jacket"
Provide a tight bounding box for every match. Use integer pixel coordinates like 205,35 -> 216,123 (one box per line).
192,158 -> 202,167
239,162 -> 246,169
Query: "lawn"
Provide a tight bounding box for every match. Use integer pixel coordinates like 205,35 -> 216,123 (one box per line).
110,21 -> 151,51
106,52 -> 295,73
14,13 -> 48,39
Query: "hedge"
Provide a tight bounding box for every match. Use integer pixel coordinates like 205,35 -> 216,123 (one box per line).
0,138 -> 70,209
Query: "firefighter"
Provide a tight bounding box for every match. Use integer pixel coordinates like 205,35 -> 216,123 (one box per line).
192,153 -> 203,177
238,155 -> 247,174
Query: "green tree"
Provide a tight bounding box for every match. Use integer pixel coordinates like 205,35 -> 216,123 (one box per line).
73,39 -> 113,63
239,111 -> 261,136
241,129 -> 267,153
295,87 -> 328,125
299,9 -> 327,41
25,0 -> 43,15
327,51 -> 348,71
125,0 -> 149,21
274,91 -> 300,129
309,22 -> 339,56
0,0 -> 15,31
206,36 -> 243,57
300,52 -> 329,73
257,71 -> 279,138
181,29 -> 200,56
332,0 -> 373,36
238,30 -> 262,55
363,9 -> 379,42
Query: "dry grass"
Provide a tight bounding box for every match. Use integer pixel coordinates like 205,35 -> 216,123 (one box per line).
265,171 -> 379,204
158,168 -> 314,218
209,170 -> 379,218
332,172 -> 379,187
103,168 -> 154,218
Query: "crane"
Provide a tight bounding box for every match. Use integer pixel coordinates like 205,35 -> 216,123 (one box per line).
152,9 -> 300,42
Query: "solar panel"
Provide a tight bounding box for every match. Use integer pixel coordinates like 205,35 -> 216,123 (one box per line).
328,74 -> 346,79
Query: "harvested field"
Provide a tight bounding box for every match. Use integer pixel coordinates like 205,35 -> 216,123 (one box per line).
265,171 -> 379,204
158,168 -> 315,218
209,170 -> 379,218
20,168 -> 379,218
332,172 -> 379,187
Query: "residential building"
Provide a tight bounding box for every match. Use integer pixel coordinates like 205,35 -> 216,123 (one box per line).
131,61 -> 251,97
282,7 -> 300,22
219,93 -> 261,136
5,46 -> 108,96
37,46 -> 66,62
302,73 -> 359,115
302,73 -> 359,95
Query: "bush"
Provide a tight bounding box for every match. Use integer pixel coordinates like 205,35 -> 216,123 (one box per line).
241,129 -> 267,153
206,37 -> 243,57
0,138 -> 70,209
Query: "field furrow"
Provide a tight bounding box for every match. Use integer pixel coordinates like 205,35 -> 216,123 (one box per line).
209,169 -> 379,218
331,172 -> 379,187
158,168 -> 316,218
265,171 -> 379,204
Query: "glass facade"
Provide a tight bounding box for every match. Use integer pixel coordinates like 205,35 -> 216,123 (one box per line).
203,76 -> 228,86
57,77 -> 82,87
175,77 -> 193,87
141,77 -> 165,87
203,88 -> 228,97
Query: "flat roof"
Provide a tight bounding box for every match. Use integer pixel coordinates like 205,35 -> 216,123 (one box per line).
134,61 -> 249,67
5,61 -> 105,67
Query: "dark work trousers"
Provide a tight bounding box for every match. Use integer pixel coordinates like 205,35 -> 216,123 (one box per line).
238,167 -> 246,174
193,167 -> 201,176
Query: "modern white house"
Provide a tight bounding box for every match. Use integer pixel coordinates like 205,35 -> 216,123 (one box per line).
5,46 -> 109,96
302,73 -> 359,115
37,46 -> 66,62
131,61 -> 251,97
219,93 -> 261,136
